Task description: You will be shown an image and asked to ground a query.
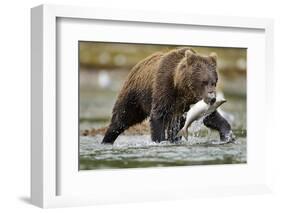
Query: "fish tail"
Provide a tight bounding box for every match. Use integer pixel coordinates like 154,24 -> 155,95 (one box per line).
177,129 -> 188,141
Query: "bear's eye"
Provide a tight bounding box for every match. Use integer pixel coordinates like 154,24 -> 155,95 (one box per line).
201,81 -> 208,86
211,82 -> 216,87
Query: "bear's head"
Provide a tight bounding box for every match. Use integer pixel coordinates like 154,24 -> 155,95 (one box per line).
174,49 -> 218,105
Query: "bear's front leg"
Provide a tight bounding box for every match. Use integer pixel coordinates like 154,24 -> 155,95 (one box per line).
203,110 -> 235,143
150,107 -> 173,142
167,115 -> 185,142
150,115 -> 166,142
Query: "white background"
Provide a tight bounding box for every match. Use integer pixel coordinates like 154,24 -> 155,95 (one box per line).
0,0 -> 281,212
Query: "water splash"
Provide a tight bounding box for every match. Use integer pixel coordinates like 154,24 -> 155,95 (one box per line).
79,132 -> 246,170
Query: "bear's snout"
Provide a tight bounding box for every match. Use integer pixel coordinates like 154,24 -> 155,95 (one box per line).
206,92 -> 216,105
210,97 -> 216,105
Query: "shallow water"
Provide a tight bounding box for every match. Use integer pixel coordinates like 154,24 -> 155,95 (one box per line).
79,121 -> 247,170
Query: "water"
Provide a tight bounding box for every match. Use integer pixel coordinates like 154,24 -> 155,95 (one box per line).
79,121 -> 247,170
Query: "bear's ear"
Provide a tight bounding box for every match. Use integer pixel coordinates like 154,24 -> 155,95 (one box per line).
185,50 -> 196,65
209,52 -> 217,64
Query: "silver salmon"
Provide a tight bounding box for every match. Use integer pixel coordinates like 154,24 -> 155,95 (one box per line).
177,98 -> 227,140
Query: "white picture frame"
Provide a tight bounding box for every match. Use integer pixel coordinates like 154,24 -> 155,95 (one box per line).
31,4 -> 274,208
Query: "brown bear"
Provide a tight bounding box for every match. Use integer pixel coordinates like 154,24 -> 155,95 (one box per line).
102,47 -> 234,144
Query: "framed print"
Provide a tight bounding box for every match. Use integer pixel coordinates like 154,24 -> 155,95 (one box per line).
31,4 -> 274,208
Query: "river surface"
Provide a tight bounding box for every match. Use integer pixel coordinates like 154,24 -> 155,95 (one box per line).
80,133 -> 246,170
79,113 -> 246,170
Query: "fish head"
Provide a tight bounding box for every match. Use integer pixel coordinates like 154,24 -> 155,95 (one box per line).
204,98 -> 227,115
213,98 -> 227,108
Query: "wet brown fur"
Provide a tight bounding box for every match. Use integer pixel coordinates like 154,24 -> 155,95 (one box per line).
102,47 -> 220,144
